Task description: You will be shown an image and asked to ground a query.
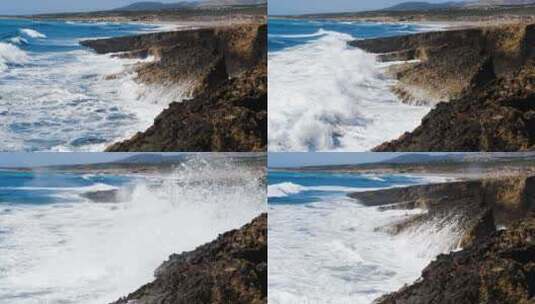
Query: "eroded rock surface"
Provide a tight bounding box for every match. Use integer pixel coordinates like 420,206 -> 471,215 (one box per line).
350,177 -> 535,304
374,213 -> 535,304
112,213 -> 267,304
81,24 -> 266,152
351,23 -> 535,151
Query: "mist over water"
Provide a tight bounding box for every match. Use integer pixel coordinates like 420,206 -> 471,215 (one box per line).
268,171 -> 462,303
0,19 -> 184,152
268,19 -> 441,151
0,157 -> 266,303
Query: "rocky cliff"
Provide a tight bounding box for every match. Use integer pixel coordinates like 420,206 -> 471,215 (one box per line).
112,213 -> 267,304
350,177 -> 535,303
375,212 -> 535,304
351,23 -> 535,151
81,24 -> 266,152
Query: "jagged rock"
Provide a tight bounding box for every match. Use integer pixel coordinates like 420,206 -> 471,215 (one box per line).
80,189 -> 123,203
350,176 -> 535,231
105,59 -> 266,151
112,214 -> 267,304
350,176 -> 535,303
374,212 -> 535,304
81,24 -> 266,152
351,23 -> 535,151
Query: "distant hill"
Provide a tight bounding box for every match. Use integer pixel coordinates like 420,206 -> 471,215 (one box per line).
115,1 -> 198,11
382,153 -> 464,164
115,153 -> 189,164
115,0 -> 266,11
382,0 -> 535,11
384,1 -> 464,11
475,0 -> 535,5
200,0 -> 266,7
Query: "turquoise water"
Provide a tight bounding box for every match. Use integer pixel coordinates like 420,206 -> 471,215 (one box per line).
268,19 -> 426,52
268,170 -> 421,204
0,169 -> 131,205
0,19 -> 175,152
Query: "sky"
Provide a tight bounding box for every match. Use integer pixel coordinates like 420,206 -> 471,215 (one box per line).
0,0 -> 183,15
268,0 -> 452,15
0,153 -> 183,167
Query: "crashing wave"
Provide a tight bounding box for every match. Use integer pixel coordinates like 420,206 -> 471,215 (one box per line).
268,182 -> 305,198
20,28 -> 47,39
9,36 -> 29,45
0,42 -> 29,72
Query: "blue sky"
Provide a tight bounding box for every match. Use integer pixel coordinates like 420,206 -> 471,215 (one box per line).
0,0 -> 181,15
269,0 -> 452,15
0,153 -> 183,167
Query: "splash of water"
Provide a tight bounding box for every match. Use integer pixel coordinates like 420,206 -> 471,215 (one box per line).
0,157 -> 266,303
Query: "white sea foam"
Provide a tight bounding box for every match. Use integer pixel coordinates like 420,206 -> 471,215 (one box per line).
269,29 -> 329,39
268,30 -> 432,151
0,42 -> 29,72
0,48 -> 185,151
269,195 -> 463,303
0,158 -> 265,303
20,29 -> 47,39
268,182 -> 305,197
8,36 -> 29,45
268,182 -> 377,198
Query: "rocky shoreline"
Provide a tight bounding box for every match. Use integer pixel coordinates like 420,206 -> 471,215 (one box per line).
81,23 -> 266,152
351,22 -> 535,151
112,213 -> 267,304
350,177 -> 535,303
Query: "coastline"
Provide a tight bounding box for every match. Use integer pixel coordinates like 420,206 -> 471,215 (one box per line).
74,19 -> 267,151
347,173 -> 535,303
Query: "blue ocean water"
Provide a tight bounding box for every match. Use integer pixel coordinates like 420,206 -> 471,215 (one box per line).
0,19 -> 173,152
0,19 -> 158,54
268,19 -> 440,152
0,169 -> 132,205
268,170 -> 421,204
268,18 -> 427,52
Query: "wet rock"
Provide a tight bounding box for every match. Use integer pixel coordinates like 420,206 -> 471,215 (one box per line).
375,212 -> 535,304
111,213 -> 267,304
81,24 -> 267,152
352,24 -> 535,151
80,189 -> 123,203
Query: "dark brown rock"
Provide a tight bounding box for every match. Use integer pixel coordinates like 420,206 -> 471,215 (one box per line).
105,58 -> 266,152
81,24 -> 267,152
112,213 -> 267,304
352,24 -> 535,151
375,212 -> 535,304
350,176 -> 535,304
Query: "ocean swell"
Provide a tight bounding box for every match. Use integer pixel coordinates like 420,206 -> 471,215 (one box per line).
0,42 -> 29,72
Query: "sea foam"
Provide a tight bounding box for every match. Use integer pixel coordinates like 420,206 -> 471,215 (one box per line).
268,29 -> 431,151
0,158 -> 265,303
20,28 -> 47,39
0,42 -> 29,72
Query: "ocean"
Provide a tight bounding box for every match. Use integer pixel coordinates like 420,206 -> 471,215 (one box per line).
268,19 -> 442,152
268,170 -> 460,303
0,19 -> 182,152
0,158 -> 265,303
